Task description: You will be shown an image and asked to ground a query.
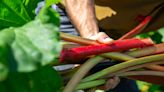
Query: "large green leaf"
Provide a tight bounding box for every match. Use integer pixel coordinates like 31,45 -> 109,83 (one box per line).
0,7 -> 61,73
0,66 -> 63,92
0,0 -> 41,29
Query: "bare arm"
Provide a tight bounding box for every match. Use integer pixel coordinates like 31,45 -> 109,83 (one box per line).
64,0 -> 99,38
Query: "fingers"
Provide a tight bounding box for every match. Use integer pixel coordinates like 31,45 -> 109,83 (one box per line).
105,76 -> 120,91
111,76 -> 120,89
105,78 -> 115,90
85,32 -> 113,44
96,32 -> 113,44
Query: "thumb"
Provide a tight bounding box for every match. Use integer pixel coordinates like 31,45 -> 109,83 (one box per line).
97,32 -> 113,44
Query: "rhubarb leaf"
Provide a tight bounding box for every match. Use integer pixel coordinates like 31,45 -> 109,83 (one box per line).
0,7 -> 61,72
0,0 -> 41,29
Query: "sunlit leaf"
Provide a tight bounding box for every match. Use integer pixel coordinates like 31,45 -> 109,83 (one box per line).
0,0 -> 41,29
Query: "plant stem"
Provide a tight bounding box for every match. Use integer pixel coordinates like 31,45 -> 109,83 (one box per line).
61,31 -> 163,83
76,79 -> 106,90
60,24 -> 163,60
125,43 -> 164,57
81,54 -> 164,83
60,32 -> 98,45
60,29 -> 163,62
117,70 -> 164,77
60,32 -> 163,65
124,43 -> 164,71
101,43 -> 164,71
103,61 -> 164,78
61,32 -> 164,81
77,70 -> 164,90
147,65 -> 164,71
102,43 -> 164,61
101,52 -> 134,61
60,32 -> 162,64
62,56 -> 104,92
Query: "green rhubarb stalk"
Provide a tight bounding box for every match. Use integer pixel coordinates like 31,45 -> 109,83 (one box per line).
63,56 -> 104,92
125,43 -> 164,57
101,52 -> 164,71
117,70 -> 164,77
101,52 -> 134,61
78,70 -> 164,90
60,32 -> 98,45
76,79 -> 106,90
103,61 -> 164,78
81,54 -> 164,83
102,43 -> 164,61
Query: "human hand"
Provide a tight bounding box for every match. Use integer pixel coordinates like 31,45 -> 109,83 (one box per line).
105,76 -> 120,90
85,32 -> 120,90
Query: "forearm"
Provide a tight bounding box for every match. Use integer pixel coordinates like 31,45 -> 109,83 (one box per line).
64,0 -> 99,38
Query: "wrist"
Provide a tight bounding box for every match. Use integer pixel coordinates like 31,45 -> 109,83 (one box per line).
78,19 -> 99,38
80,28 -> 99,38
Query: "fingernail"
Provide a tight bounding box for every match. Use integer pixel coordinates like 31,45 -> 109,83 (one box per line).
103,37 -> 113,43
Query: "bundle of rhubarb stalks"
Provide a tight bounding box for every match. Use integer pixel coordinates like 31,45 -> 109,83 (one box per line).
59,17 -> 164,92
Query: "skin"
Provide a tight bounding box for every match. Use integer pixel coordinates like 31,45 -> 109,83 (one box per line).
64,0 -> 119,90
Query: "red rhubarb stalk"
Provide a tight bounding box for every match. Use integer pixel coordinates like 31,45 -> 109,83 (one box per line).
119,16 -> 152,40
60,38 -> 153,63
